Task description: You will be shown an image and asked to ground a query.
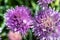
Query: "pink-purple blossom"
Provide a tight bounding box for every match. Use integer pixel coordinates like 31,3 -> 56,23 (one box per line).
4,6 -> 33,36
33,8 -> 60,40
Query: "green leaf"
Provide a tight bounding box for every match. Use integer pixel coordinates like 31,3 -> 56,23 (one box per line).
31,1 -> 37,10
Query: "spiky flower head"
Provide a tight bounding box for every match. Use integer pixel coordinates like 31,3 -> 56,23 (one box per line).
4,6 -> 33,36
33,8 -> 60,40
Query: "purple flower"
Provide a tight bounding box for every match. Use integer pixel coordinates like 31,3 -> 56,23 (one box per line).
38,0 -> 54,4
4,6 -> 33,36
38,0 -> 54,9
33,8 -> 60,40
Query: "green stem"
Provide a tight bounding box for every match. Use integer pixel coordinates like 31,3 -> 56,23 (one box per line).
24,36 -> 27,40
29,29 -> 32,40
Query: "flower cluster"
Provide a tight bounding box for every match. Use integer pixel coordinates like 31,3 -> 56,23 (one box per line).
4,0 -> 60,40
4,6 -> 33,36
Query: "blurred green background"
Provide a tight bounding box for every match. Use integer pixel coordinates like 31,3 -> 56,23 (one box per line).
0,0 -> 60,40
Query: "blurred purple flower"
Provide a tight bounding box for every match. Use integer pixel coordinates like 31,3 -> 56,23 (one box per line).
38,0 -> 54,9
33,8 -> 60,40
8,31 -> 22,40
38,0 -> 54,4
4,6 -> 33,36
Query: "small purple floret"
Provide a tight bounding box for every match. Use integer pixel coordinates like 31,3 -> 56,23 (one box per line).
38,0 -> 54,9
